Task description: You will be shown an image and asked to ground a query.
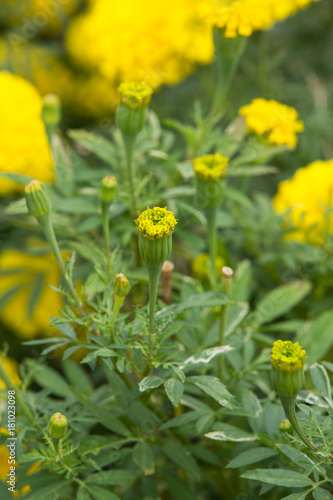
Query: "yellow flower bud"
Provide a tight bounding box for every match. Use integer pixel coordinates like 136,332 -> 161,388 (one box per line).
271,340 -> 306,397
116,81 -> 153,135
25,180 -> 52,219
42,94 -> 62,128
98,176 -> 117,204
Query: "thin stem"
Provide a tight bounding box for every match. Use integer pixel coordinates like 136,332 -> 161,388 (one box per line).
205,208 -> 217,290
101,201 -> 111,274
122,133 -> 137,213
0,360 -> 34,423
280,395 -> 318,453
147,263 -> 163,363
218,268 -> 233,379
110,295 -> 124,335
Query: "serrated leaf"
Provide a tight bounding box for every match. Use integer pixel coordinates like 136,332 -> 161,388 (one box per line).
157,291 -> 230,319
179,346 -> 233,371
139,376 -> 164,392
188,376 -> 233,407
298,310 -> 333,364
241,469 -> 313,488
32,366 -> 71,398
163,444 -> 200,480
206,424 -> 257,442
133,442 -> 155,476
278,444 -> 316,471
227,447 -> 278,469
164,379 -> 184,407
310,364 -> 332,401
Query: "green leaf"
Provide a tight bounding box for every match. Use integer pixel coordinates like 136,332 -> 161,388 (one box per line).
241,469 -> 313,488
88,486 -> 120,500
161,471 -> 195,500
53,321 -> 77,340
86,470 -> 137,486
225,303 -> 249,337
241,389 -> 263,433
63,360 -> 93,395
133,441 -> 155,476
245,280 -> 311,328
139,376 -> 164,392
310,364 -> 332,401
231,260 -> 252,302
180,345 -> 232,372
0,172 -> 34,185
227,447 -> 278,469
163,444 -> 200,480
228,165 -> 278,176
313,487 -> 333,500
68,129 -> 118,167
32,366 -> 71,398
159,410 -> 206,431
0,284 -> 24,312
188,376 -> 234,407
164,379 -> 184,407
27,274 -> 44,320
77,485 -> 92,500
156,291 -> 230,319
25,481 -> 72,499
298,310 -> 333,363
282,492 -> 311,500
278,444 -> 316,471
206,424 -> 257,442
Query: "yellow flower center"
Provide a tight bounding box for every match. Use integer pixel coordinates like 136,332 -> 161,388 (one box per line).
118,81 -> 153,109
271,340 -> 306,371
193,153 -> 229,181
135,207 -> 177,239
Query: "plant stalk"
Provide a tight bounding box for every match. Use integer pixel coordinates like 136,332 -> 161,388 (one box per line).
218,267 -> 233,379
101,201 -> 111,273
280,395 -> 317,452
147,262 -> 163,361
110,295 -> 124,335
205,207 -> 218,290
122,133 -> 137,213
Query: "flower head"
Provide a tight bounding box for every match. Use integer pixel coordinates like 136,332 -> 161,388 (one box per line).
98,176 -> 117,203
273,159 -> 333,245
193,153 -> 229,181
135,207 -> 178,240
271,340 -> 306,372
239,98 -> 304,147
47,412 -> 68,439
118,82 -> 153,110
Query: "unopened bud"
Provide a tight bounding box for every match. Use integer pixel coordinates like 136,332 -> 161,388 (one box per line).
116,81 -> 152,135
113,273 -> 130,298
98,176 -> 117,204
271,340 -> 306,397
25,180 -> 52,219
42,94 -> 61,128
279,419 -> 292,432
47,412 -> 68,439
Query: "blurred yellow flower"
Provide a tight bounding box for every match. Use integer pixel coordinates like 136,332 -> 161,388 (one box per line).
198,0 -> 320,37
0,354 -> 20,390
0,244 -> 64,338
0,72 -> 54,195
192,253 -> 225,279
273,159 -> 333,244
66,0 -> 214,89
239,98 -> 304,147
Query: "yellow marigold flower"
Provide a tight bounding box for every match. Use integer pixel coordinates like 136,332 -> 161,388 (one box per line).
192,253 -> 225,279
239,98 -> 304,147
193,153 -> 229,181
198,0 -> 320,37
0,243 -> 64,338
66,0 -> 214,89
271,340 -> 306,371
0,72 -> 54,195
273,159 -> 333,244
118,82 -> 153,110
135,207 -> 178,239
0,353 -> 20,390
0,444 -> 14,481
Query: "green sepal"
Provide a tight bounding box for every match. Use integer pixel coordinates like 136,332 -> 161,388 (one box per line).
270,365 -> 304,397
196,177 -> 224,209
116,103 -> 147,136
139,233 -> 172,265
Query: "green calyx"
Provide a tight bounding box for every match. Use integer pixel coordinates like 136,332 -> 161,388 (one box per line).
271,364 -> 305,397
196,177 -> 224,209
116,104 -> 148,136
271,340 -> 306,397
113,273 -> 130,298
25,180 -> 52,219
138,232 -> 173,266
99,175 -> 117,203
47,412 -> 68,439
42,93 -> 62,128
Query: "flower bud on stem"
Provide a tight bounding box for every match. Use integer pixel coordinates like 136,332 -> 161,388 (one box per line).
271,340 -> 317,452
110,274 -> 130,335
218,267 -> 233,378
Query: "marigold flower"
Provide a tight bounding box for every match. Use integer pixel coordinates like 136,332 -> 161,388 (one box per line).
193,153 -> 229,182
271,340 -> 306,371
0,72 -> 54,195
47,413 -> 68,439
239,98 -> 304,147
135,207 -> 178,240
118,82 -> 153,110
273,159 -> 333,244
198,0 -> 320,37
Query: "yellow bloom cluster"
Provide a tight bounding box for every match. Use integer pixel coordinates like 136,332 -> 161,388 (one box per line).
0,353 -> 20,390
66,0 -> 214,89
239,98 -> 304,147
192,253 -> 225,279
0,72 -> 54,195
0,244 -> 64,338
198,0 -> 320,37
136,207 -> 178,239
193,153 -> 229,181
118,82 -> 153,109
273,159 -> 333,244
271,340 -> 306,371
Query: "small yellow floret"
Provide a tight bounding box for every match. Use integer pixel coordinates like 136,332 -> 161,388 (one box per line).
239,98 -> 304,147
118,82 -> 153,109
193,153 -> 229,181
271,340 -> 306,371
273,159 -> 333,244
135,207 -> 177,239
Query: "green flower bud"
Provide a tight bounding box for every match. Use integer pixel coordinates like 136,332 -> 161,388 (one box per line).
98,176 -> 117,204
193,154 -> 228,209
113,273 -> 130,298
135,207 -> 177,265
116,81 -> 152,136
47,412 -> 68,439
42,94 -> 62,128
279,419 -> 292,432
270,340 -> 306,397
25,180 -> 52,219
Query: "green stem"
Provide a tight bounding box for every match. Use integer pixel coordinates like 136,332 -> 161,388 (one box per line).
0,360 -> 34,423
218,268 -> 233,379
205,208 -> 217,290
280,395 -> 317,452
147,262 -> 163,362
101,201 -> 111,274
208,29 -> 247,127
122,133 -> 137,213
110,295 -> 124,335
39,214 -> 85,318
